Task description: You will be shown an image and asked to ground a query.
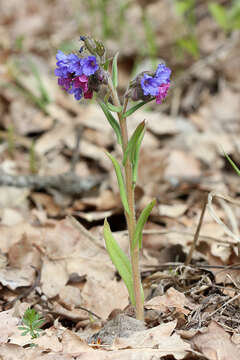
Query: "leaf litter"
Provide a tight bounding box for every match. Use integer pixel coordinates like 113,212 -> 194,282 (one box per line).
1,0 -> 240,359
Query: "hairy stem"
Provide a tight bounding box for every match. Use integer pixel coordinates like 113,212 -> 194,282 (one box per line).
107,78 -> 144,320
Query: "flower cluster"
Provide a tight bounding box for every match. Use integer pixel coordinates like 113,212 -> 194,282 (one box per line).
140,64 -> 171,104
55,50 -> 99,100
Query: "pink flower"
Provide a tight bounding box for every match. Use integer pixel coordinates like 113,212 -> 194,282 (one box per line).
73,75 -> 89,92
156,83 -> 170,104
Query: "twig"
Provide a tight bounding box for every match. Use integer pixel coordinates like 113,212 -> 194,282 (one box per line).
185,196 -> 207,266
0,170 -> 104,196
67,215 -> 105,249
142,262 -> 240,271
75,305 -> 102,320
206,292 -> 240,320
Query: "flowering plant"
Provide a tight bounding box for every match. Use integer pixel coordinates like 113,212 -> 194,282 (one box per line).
55,36 -> 171,320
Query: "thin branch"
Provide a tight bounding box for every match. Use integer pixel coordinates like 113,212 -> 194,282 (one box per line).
0,170 -> 104,196
185,196 -> 207,266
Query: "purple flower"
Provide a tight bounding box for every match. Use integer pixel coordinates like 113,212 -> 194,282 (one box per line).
156,83 -> 170,104
69,86 -> 83,101
82,56 -> 99,76
141,74 -> 160,96
58,74 -> 73,90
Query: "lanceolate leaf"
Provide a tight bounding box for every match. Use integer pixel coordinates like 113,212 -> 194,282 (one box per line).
106,102 -> 122,113
224,152 -> 240,176
123,121 -> 145,166
105,151 -> 130,214
112,52 -> 119,88
103,219 -> 135,304
132,199 -> 156,250
123,100 -> 149,118
99,101 -> 122,145
132,128 -> 145,186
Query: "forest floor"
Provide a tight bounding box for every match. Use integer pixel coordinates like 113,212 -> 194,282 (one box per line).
0,1 -> 240,359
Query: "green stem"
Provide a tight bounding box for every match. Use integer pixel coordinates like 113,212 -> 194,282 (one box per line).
107,78 -> 144,320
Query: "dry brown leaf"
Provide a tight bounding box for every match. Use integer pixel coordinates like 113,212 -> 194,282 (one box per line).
0,222 -> 40,253
1,208 -> 24,226
165,150 -> 202,178
112,320 -> 194,359
33,327 -> 62,352
41,258 -> 69,298
61,330 -> 94,354
158,203 -> 188,218
9,100 -> 53,136
145,287 -> 195,315
58,285 -> 82,310
8,233 -> 41,268
81,277 -> 129,320
0,265 -> 35,290
192,321 -> 240,360
0,309 -> 19,344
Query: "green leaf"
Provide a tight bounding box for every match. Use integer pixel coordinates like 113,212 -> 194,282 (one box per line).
123,101 -> 148,118
99,101 -> 122,145
132,128 -> 145,186
123,121 -> 146,166
132,199 -> 156,250
32,319 -> 44,328
105,151 -> 130,214
106,102 -> 122,113
18,326 -> 28,331
103,219 -> 135,304
224,152 -> 240,176
21,330 -> 30,336
209,3 -> 229,31
112,52 -> 119,88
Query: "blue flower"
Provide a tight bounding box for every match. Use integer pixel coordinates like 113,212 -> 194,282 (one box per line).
55,50 -> 100,101
82,56 -> 99,76
140,74 -> 160,96
68,54 -> 83,75
54,66 -> 69,78
155,64 -> 171,85
68,86 -> 83,100
56,50 -> 69,67
139,63 -> 171,103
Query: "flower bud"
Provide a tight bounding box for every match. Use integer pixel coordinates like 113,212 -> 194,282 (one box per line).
80,36 -> 105,58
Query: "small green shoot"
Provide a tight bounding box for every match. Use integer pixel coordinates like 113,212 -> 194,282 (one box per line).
224,152 -> 240,177
18,308 -> 44,340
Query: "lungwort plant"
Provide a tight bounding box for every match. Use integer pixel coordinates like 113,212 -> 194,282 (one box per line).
55,36 -> 171,320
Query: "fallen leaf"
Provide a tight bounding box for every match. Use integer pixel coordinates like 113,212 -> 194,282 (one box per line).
192,321 -> 240,360
145,287 -> 196,315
